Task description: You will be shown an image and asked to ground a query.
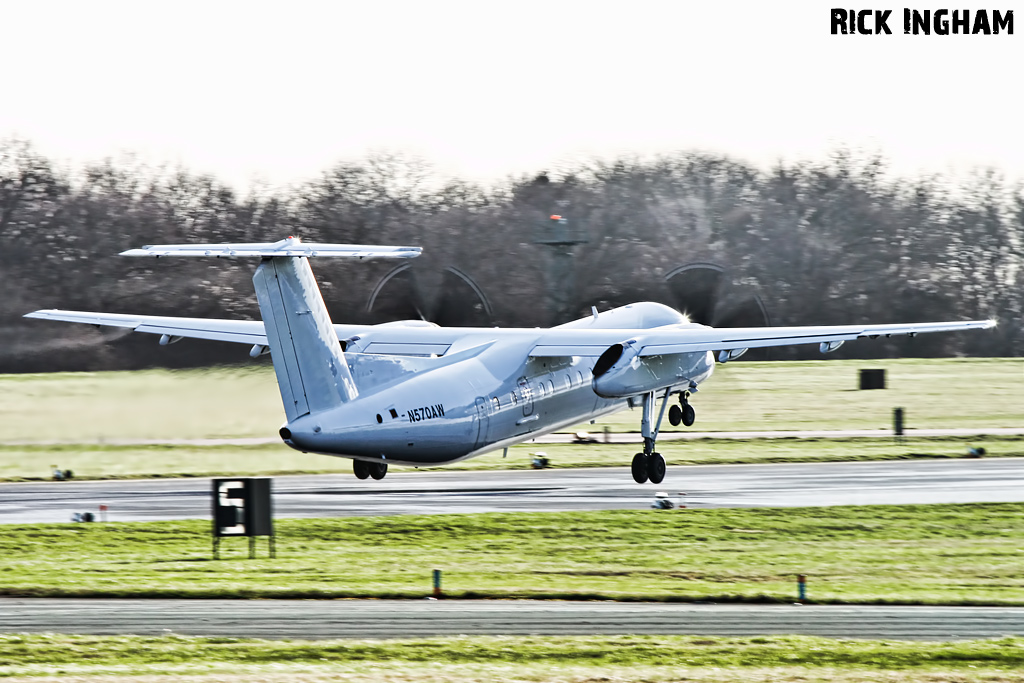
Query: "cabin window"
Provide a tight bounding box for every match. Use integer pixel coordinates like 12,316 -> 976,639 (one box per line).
564,376 -> 571,390
511,391 -> 518,404
548,380 -> 555,393
577,371 -> 584,384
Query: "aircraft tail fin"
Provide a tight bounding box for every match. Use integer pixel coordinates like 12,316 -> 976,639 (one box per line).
123,237 -> 420,421
252,256 -> 354,421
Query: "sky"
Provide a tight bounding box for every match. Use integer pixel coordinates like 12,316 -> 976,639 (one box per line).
1,0 -> 1021,191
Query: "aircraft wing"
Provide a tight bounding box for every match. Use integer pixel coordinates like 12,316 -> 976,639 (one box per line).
526,319 -> 996,358
26,309 -> 995,359
24,309 -> 391,348
630,320 -> 996,356
25,310 -> 272,345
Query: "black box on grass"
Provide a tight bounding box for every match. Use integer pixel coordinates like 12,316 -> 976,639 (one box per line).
859,369 -> 886,390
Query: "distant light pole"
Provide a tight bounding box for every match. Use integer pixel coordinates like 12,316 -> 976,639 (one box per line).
533,212 -> 587,325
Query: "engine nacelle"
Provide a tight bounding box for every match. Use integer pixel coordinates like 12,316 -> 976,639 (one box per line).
717,347 -> 748,363
592,340 -> 714,398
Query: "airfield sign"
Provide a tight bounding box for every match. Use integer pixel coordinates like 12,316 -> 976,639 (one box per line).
211,477 -> 275,559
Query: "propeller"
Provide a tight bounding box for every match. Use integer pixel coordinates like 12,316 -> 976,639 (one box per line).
366,263 -> 493,327
663,263 -> 772,359
663,263 -> 770,327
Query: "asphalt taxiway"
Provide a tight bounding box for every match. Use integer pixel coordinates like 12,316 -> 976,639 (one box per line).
3,457 -> 1024,524
2,599 -> 1022,641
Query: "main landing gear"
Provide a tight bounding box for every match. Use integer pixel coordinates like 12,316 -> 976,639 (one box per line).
632,451 -> 666,485
353,459 -> 388,480
631,388 -> 696,485
667,393 -> 695,427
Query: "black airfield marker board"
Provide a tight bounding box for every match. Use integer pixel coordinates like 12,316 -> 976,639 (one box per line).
211,478 -> 275,559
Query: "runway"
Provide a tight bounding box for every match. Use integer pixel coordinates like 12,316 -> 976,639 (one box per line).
4,462 -> 1024,642
6,426 -> 1024,447
2,598 -> 1022,641
3,457 -> 1024,524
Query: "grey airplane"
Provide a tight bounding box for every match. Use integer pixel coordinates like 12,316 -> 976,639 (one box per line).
26,238 -> 995,485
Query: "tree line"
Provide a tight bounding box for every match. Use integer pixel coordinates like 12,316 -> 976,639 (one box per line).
2,139 -> 1021,373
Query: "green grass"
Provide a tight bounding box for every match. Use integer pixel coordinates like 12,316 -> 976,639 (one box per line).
1,358 -> 1019,481
0,366 -> 282,444
4,633 -> 1024,680
593,356 -> 1024,434
0,443 -> 350,481
2,436 -> 1022,482
2,358 -> 1022,445
4,505 -> 1024,604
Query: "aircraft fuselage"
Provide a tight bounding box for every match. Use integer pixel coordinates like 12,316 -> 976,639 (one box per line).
282,308 -> 717,466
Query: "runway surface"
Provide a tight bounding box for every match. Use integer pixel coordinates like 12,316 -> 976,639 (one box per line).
5,461 -> 1024,642
2,598 -> 1022,641
3,457 -> 1024,524
7,426 -> 1024,447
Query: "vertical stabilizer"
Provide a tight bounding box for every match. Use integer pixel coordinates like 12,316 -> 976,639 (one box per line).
253,256 -> 357,421
113,237 -> 421,421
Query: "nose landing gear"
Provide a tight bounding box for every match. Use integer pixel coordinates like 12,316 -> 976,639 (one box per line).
369,462 -> 388,480
353,459 -> 388,480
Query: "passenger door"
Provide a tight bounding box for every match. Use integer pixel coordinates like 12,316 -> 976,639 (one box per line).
518,377 -> 534,417
474,396 -> 489,449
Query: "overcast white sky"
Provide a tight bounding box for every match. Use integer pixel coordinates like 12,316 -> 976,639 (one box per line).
1,0 -> 1021,190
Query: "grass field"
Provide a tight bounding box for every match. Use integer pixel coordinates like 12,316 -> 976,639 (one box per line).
4,633 -> 1024,681
2,358 -> 1021,445
0,357 -> 1020,480
2,436 -> 1022,482
1,361 -> 1021,680
3,505 -> 1024,604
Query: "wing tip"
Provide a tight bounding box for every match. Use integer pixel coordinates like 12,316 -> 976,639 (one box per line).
23,309 -> 54,319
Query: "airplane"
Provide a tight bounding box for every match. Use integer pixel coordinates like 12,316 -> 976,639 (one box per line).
25,237 -> 995,485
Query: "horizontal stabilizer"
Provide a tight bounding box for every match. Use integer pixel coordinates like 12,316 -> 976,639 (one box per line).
120,237 -> 421,259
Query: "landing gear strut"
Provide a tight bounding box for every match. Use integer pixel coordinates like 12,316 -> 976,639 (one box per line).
631,390 -> 671,485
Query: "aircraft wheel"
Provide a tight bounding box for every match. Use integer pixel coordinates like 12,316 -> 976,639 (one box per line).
668,404 -> 682,426
369,462 -> 388,480
682,404 -> 696,427
631,453 -> 649,484
647,452 -> 666,484
353,460 -> 370,480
